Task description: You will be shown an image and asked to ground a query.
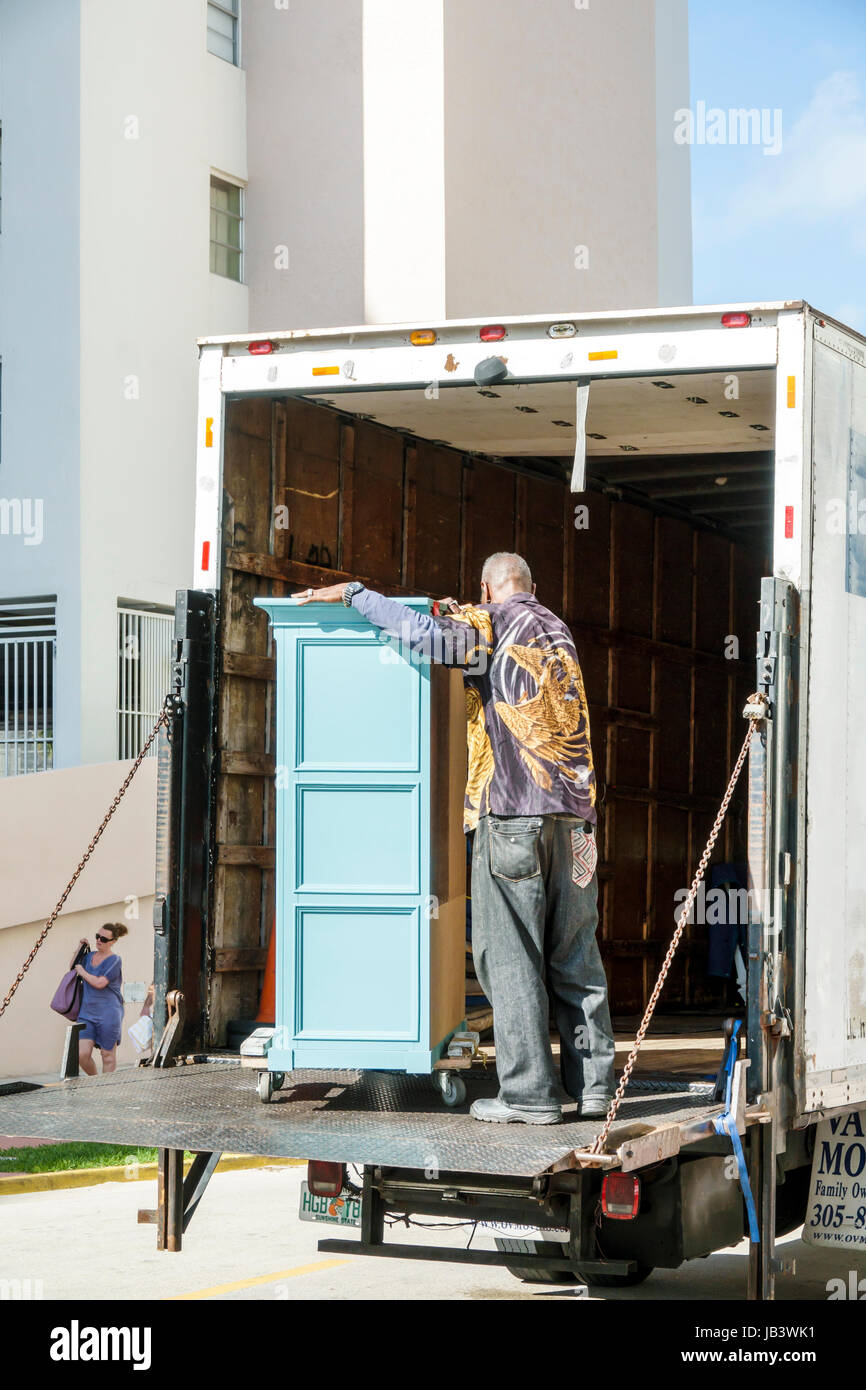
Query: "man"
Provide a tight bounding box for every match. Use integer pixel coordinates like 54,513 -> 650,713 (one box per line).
295,553 -> 615,1125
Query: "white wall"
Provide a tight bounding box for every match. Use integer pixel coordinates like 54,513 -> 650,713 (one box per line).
0,0 -> 83,768
78,0 -> 248,766
654,0 -> 693,306
362,0 -> 446,324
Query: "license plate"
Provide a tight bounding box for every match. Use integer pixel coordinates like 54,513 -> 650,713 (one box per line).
480,1220 -> 570,1243
298,1182 -> 362,1227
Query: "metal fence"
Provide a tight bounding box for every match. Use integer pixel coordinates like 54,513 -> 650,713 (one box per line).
0,600 -> 56,776
117,605 -> 173,760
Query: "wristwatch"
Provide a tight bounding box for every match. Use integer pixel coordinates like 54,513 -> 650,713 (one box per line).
342,581 -> 365,607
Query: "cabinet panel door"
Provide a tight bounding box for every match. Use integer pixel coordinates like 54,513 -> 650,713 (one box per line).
295,784 -> 420,894
296,637 -> 421,770
294,907 -> 420,1041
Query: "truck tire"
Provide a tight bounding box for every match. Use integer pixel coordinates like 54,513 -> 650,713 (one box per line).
494,1237 -> 578,1284
573,1263 -> 654,1288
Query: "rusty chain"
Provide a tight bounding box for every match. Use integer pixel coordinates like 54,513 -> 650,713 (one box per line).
0,699 -> 176,1022
590,692 -> 769,1154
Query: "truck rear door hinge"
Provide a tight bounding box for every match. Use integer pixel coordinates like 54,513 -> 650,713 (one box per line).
779,850 -> 792,887
153,894 -> 169,936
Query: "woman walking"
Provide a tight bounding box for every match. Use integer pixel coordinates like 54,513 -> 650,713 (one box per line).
72,924 -> 128,1075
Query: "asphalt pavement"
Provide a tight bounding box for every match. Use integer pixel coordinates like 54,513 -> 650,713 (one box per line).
2,1164 -> 863,1302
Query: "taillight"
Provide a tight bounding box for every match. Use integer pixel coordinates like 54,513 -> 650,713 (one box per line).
248,340 -> 274,354
548,322 -> 577,338
721,312 -> 751,328
410,329 -> 437,346
601,1173 -> 641,1220
480,325 -> 506,342
307,1161 -> 345,1197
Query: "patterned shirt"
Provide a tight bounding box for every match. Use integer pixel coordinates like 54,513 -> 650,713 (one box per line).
352,588 -> 597,832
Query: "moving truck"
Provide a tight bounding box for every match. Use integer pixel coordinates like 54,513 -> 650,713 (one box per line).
4,301 -> 865,1298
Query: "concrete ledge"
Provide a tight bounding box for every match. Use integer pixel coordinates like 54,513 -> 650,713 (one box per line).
0,1153 -> 304,1196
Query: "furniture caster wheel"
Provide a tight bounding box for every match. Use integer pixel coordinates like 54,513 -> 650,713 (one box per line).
272,1072 -> 285,1091
257,1071 -> 275,1103
435,1071 -> 466,1107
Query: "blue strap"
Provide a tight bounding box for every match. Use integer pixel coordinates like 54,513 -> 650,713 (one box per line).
712,1020 -> 760,1243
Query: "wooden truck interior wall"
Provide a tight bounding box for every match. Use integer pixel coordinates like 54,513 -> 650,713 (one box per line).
209,394 -> 768,1045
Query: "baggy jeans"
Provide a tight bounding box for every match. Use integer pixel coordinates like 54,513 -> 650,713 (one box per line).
471,812 -> 616,1112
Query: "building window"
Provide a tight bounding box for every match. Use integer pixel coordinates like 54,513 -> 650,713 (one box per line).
207,0 -> 240,66
117,602 -> 174,760
0,598 -> 56,776
210,176 -> 243,282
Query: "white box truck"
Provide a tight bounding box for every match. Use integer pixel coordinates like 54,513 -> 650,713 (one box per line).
3,300 -> 864,1298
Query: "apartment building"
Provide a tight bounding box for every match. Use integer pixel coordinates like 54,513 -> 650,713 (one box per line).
0,0 -> 689,1076
0,0 -> 690,777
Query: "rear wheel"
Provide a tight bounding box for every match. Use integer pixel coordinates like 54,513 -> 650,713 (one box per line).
494,1237 -> 655,1288
494,1237 -> 578,1284
573,1263 -> 654,1288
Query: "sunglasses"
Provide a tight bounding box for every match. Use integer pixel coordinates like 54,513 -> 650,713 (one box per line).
94,933 -> 114,944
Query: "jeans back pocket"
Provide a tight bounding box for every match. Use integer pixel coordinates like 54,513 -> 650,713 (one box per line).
570,827 -> 598,888
489,817 -> 543,881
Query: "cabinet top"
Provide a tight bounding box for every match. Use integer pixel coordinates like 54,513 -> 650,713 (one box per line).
254,596 -> 434,627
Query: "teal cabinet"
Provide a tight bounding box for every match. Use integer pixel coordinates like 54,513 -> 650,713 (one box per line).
255,597 -> 466,1073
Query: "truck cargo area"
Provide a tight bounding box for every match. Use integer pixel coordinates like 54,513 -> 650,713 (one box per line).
203,362 -> 772,1045
12,304 -> 864,1299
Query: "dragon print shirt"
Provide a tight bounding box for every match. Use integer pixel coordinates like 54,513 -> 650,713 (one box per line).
352,588 -> 597,833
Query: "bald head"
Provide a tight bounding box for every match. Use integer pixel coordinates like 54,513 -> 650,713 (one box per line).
480,552 -> 534,604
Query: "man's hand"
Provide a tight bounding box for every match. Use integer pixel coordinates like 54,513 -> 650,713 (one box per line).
437,597 -> 461,615
293,583 -> 349,605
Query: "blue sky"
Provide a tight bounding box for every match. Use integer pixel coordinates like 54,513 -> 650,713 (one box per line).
688,0 -> 866,333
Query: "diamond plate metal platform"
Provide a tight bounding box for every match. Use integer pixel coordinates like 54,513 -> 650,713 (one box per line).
0,1062 -> 723,1177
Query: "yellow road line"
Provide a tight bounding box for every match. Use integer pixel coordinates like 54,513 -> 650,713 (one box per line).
172,1258 -> 351,1300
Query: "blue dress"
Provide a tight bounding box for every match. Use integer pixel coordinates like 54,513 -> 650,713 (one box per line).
78,951 -> 124,1050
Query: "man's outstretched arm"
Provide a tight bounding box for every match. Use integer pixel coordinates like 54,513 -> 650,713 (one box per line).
292,581 -> 484,669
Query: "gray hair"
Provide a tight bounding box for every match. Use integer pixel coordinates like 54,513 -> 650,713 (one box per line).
481,552 -> 533,591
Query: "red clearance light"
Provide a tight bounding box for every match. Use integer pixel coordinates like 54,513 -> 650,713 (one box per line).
201,541 -> 210,572
721,313 -> 751,328
784,505 -> 794,539
248,340 -> 274,354
307,1160 -> 345,1198
601,1173 -> 641,1220
480,325 -> 506,342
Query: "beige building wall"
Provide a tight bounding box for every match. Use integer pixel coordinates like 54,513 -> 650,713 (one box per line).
242,0 -> 366,332
444,0 -> 660,316
0,759 -> 157,1080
